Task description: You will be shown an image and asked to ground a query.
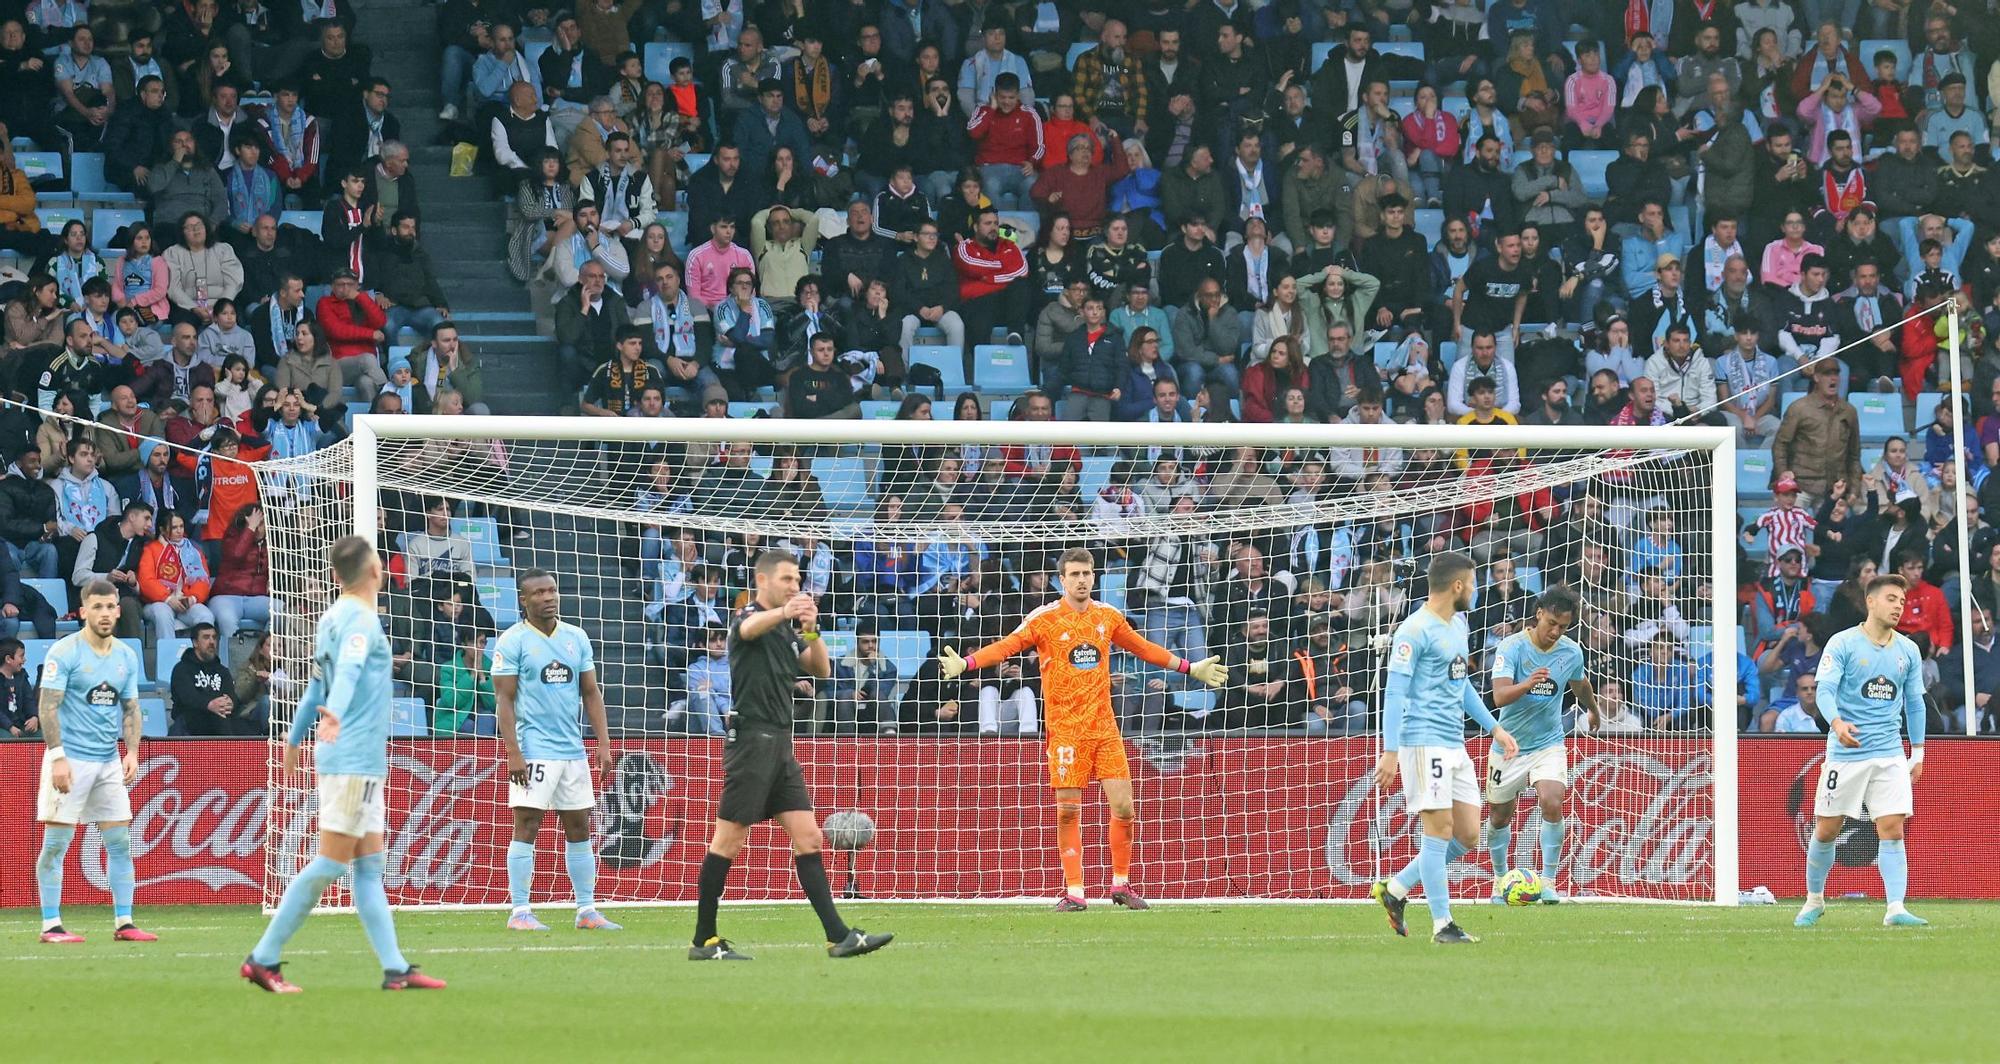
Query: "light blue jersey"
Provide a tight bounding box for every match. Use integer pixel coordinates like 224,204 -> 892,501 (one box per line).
302,596 -> 395,777
1490,631 -> 1586,756
1384,607 -> 1480,750
492,620 -> 595,761
1815,627 -> 1926,763
41,634 -> 140,763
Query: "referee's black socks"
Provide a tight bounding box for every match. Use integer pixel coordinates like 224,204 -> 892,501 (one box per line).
693,851 -> 732,946
794,852 -> 851,943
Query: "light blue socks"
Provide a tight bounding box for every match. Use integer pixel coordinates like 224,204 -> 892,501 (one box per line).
507,840 -> 536,910
1486,825 -> 1512,877
252,854 -> 348,965
1419,835 -> 1453,924
564,839 -> 597,911
352,852 -> 408,973
1805,836 -> 1836,897
37,825 -> 74,926
1540,819 -> 1565,880
101,824 -> 135,924
1877,839 -> 1908,907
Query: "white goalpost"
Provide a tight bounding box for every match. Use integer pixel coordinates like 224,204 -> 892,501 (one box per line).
259,414 -> 1738,910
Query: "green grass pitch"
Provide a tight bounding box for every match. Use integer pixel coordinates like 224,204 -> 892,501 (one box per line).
7,902 -> 1995,1062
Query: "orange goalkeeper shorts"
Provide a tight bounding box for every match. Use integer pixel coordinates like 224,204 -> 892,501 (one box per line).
1046,733 -> 1130,790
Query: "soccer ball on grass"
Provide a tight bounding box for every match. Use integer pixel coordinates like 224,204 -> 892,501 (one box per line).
1498,868 -> 1544,906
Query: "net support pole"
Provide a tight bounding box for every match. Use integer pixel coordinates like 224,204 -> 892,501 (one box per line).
351,416 -> 380,545
1949,310 -> 1976,737
1711,434 -> 1740,906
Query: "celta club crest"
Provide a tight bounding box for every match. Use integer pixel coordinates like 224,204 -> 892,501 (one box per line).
595,752 -> 677,869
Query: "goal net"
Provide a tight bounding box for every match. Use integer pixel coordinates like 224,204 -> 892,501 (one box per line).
259,415 -> 1738,909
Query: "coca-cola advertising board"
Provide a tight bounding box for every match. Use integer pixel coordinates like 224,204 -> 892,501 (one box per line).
2,738 -> 1994,907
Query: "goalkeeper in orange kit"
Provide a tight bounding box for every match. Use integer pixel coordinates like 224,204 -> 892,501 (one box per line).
940,548 -> 1227,910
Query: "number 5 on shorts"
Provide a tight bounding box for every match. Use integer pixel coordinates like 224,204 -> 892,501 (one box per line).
1430,758 -> 1444,779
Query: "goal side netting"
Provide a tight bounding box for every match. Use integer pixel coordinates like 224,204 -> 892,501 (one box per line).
258,417 -> 1737,908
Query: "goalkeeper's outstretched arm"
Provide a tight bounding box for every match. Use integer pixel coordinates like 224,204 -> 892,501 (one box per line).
1110,622 -> 1227,688
939,627 -> 1039,680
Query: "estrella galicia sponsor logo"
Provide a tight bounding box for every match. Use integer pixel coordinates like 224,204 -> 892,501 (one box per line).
1068,644 -> 1101,670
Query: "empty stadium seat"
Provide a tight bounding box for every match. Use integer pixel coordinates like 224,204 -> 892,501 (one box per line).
880,630 -> 932,680
813,455 -> 874,510
726,401 -> 778,417
1080,452 -> 1117,498
279,210 -> 323,236
480,577 -> 520,627
684,152 -> 711,175
70,153 -> 132,200
1569,150 -> 1617,198
1413,208 -> 1444,245
858,400 -> 901,419
1066,41 -> 1096,69
1736,450 -> 1774,498
17,151 -> 62,185
1851,394 -> 1902,442
140,697 -> 168,737
988,398 -> 1014,421
451,515 -> 508,567
39,207 -> 81,235
1516,566 -> 1543,594
92,207 -> 146,251
154,637 -> 191,682
909,345 -> 968,390
1097,570 -> 1128,611
390,697 -> 429,737
973,344 -> 1033,391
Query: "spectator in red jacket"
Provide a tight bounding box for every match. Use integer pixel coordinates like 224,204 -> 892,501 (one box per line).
1030,128 -> 1129,239
1894,551 -> 1953,655
953,206 -> 1029,358
314,267 -> 389,397
965,72 -> 1042,208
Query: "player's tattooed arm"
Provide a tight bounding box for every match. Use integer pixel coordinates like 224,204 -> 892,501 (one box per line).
37,685 -> 61,749
122,698 -> 143,751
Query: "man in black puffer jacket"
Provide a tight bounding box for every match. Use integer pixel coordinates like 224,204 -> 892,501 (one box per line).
1060,294 -> 1125,422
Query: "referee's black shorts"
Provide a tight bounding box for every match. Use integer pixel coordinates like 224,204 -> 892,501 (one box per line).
716,729 -> 813,825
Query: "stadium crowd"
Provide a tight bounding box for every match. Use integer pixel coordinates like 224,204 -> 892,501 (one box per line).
0,0 -> 1998,742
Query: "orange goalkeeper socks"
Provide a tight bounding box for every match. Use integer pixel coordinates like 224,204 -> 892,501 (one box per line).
1058,815 -> 1084,897
1109,815 -> 1134,888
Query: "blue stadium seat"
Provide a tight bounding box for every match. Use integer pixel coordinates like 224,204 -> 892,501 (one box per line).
154,637 -> 191,682
726,401 -> 778,417
38,207 -> 81,235
909,345 -> 968,390
91,207 -> 146,251
1569,150 -> 1617,199
1511,148 -> 1534,170
390,697 -> 429,737
1438,93 -> 1469,119
988,398 -> 1014,421
140,696 -> 168,738
684,152 -> 711,175
25,578 -> 65,608
1097,571 -> 1128,611
1377,41 -> 1424,61
813,455 -> 874,510
1686,625 -> 1716,659
973,344 -> 1033,391
1861,39 -> 1910,78
1311,42 -> 1334,71
451,515 -> 508,568
662,209 -> 689,254
1437,340 -> 1459,369
1371,341 -> 1402,372
1779,390 -> 1806,413
1736,449 -> 1774,498
22,638 -> 55,677
1066,42 -> 1096,69
858,400 -> 901,419
1174,688 -> 1215,715
525,40 -> 551,66
1516,566 -> 1543,594
1913,390 -> 1949,422
480,577 -> 520,627
280,210 -> 323,237
819,630 -> 856,662
1668,204 -> 1690,236
1413,208 -> 1444,245
997,210 -> 1039,246
643,41 -> 693,83
71,153 -> 132,200
16,151 -> 62,184
1851,393 -> 1902,442
1080,452 -> 1117,497
880,630 -> 932,681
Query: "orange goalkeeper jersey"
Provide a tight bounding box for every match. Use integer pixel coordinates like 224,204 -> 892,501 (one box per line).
967,599 -> 1176,741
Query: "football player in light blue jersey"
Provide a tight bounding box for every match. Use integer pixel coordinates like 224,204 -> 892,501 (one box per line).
243,535 -> 446,993
1485,587 -> 1597,905
496,569 -> 618,932
33,581 -> 152,944
1798,574 -> 1930,929
1370,553 -> 1519,945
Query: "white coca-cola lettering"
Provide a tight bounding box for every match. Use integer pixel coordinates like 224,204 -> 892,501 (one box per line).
1323,748 -> 1713,890
385,755 -> 498,891
81,756 -> 268,892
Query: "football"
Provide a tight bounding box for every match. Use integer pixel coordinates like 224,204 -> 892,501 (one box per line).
1500,869 -> 1545,907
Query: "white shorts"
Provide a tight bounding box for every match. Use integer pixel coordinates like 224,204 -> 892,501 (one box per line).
1399,744 -> 1480,813
508,758 -> 596,811
1485,744 -> 1569,805
37,751 -> 131,825
1813,755 -> 1915,821
319,774 -> 387,838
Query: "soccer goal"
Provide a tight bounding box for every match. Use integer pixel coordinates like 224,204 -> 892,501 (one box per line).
258,414 -> 1738,910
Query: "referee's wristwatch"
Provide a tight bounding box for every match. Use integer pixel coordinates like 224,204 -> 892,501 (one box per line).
800,628 -> 820,642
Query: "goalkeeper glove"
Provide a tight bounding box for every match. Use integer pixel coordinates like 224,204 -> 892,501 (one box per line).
1189,656 -> 1227,688
938,645 -> 967,680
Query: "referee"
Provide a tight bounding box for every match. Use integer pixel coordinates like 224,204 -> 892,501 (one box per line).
689,549 -> 895,961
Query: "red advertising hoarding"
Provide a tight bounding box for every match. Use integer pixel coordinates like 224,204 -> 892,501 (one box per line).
1,738 -> 1993,908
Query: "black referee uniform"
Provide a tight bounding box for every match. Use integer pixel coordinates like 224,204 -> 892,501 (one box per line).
716,602 -> 814,825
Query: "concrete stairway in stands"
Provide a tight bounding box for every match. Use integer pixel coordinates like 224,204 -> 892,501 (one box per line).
353,0 -> 561,416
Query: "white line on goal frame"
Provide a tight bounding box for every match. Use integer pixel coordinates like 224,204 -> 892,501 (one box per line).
337,415 -> 1741,909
